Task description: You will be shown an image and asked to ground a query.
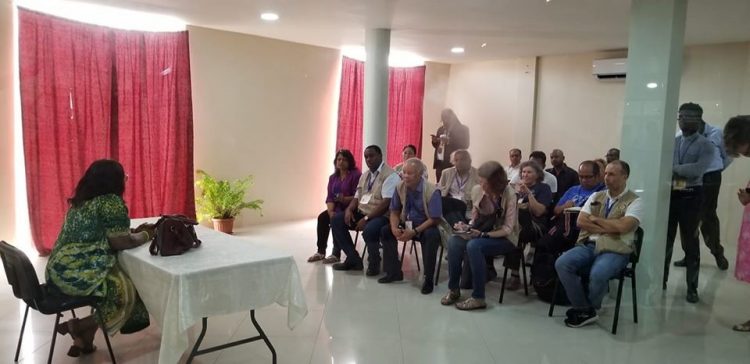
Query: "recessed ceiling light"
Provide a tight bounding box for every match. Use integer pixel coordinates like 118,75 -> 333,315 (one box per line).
646,82 -> 658,89
260,12 -> 279,21
451,47 -> 465,54
481,43 -> 487,48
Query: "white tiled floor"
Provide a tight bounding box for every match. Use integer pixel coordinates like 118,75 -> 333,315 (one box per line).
2,219 -> 750,363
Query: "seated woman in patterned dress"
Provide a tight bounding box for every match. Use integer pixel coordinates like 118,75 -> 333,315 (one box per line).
45,159 -> 152,357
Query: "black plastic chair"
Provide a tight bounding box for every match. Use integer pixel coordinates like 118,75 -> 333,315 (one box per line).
399,239 -> 445,285
548,227 -> 644,335
0,241 -> 117,363
498,241 -> 529,303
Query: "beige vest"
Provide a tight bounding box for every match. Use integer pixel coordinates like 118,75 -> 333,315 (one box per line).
577,190 -> 640,255
470,184 -> 520,246
438,166 -> 479,210
396,181 -> 453,247
357,163 -> 396,216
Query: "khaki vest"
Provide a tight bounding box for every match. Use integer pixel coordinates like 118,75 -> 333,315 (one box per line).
470,184 -> 520,246
438,166 -> 479,210
357,164 -> 396,216
577,190 -> 640,255
396,181 -> 453,247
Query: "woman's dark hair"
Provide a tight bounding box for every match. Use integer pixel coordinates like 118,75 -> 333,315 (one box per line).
69,159 -> 126,207
333,149 -> 357,174
477,161 -> 508,195
519,160 -> 544,183
402,144 -> 417,154
724,115 -> 750,157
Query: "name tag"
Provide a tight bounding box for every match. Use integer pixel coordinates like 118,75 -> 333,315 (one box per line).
672,178 -> 687,191
360,193 -> 373,204
405,221 -> 413,230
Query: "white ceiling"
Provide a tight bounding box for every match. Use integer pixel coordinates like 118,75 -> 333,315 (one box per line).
79,0 -> 750,63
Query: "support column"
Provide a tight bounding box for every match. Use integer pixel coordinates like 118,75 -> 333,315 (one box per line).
363,28 -> 390,156
620,0 -> 687,304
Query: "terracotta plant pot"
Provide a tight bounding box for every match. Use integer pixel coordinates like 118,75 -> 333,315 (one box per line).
212,217 -> 235,234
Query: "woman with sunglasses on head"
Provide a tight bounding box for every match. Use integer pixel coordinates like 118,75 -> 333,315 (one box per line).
308,149 -> 362,264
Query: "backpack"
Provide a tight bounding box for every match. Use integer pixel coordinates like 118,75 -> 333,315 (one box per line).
149,215 -> 202,256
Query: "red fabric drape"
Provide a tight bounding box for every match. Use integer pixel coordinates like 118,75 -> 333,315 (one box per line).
19,10 -> 114,255
115,31 -> 195,218
335,57 -> 365,168
18,9 -> 195,255
386,66 -> 425,166
335,57 -> 426,168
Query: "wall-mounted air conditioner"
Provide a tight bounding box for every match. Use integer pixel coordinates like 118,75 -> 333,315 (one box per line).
592,58 -> 627,80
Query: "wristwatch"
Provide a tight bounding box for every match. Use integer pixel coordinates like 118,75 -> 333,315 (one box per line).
364,215 -> 370,221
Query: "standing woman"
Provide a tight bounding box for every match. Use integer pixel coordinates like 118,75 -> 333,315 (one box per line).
308,149 -> 362,264
45,159 -> 151,357
723,115 -> 750,331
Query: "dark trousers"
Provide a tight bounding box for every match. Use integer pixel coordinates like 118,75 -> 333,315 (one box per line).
316,210 -> 340,256
664,188 -> 703,291
700,171 -> 724,256
381,225 -> 441,282
442,197 -> 468,226
330,211 -> 389,267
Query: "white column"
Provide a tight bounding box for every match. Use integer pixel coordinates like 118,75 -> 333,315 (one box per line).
363,28 -> 390,157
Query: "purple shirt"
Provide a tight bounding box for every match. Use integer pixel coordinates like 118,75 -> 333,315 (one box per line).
326,169 -> 362,212
390,180 -> 443,226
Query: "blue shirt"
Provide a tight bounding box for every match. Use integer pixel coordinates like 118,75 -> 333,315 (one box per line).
677,123 -> 732,173
557,183 -> 605,207
673,133 -> 716,187
390,180 -> 443,226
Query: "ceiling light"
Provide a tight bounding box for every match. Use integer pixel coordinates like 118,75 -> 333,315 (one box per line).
481,43 -> 487,48
646,82 -> 658,89
260,12 -> 279,21
451,47 -> 465,54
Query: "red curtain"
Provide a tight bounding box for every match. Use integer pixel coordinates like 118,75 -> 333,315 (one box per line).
18,9 -> 194,255
335,57 -> 426,169
386,66 -> 425,166
335,57 -> 365,168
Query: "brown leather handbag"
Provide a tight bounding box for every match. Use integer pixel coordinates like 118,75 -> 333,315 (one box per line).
149,215 -> 202,256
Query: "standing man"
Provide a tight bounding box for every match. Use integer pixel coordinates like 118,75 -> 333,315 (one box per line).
331,145 -> 400,276
673,103 -> 732,270
431,108 -> 470,182
605,148 -> 620,164
663,109 -> 717,303
547,149 -> 580,204
507,148 -> 522,182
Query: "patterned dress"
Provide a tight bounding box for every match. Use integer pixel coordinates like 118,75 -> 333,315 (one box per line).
736,203 -> 750,283
45,194 -> 149,335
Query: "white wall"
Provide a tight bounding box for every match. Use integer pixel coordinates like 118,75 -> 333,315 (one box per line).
443,58 -> 537,168
0,0 -> 15,244
188,26 -> 341,228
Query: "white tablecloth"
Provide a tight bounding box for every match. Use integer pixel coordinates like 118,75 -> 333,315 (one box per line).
119,219 -> 308,364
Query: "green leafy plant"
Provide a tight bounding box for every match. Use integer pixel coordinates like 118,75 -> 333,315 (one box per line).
195,170 -> 263,221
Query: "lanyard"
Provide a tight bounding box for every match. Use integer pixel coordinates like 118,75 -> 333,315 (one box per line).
604,198 -> 617,218
366,171 -> 380,191
677,137 -> 697,164
454,173 -> 469,191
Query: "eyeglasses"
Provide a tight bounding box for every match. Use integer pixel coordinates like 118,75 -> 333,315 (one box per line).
579,174 -> 596,179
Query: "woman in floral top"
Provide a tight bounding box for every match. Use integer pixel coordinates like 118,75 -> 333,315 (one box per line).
45,160 -> 152,356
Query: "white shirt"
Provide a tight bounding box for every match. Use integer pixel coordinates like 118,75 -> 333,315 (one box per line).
510,170 -> 558,193
507,165 -> 520,183
580,189 -> 643,243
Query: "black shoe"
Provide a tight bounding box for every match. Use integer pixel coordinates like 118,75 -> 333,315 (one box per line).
673,259 -> 686,267
421,280 -> 434,295
565,308 -> 580,319
377,272 -> 404,283
686,290 -> 700,304
332,261 -> 363,271
715,254 -> 729,271
366,266 -> 380,276
564,308 -> 598,328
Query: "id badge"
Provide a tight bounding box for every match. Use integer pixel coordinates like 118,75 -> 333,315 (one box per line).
360,193 -> 373,204
405,221 -> 413,230
672,178 -> 687,191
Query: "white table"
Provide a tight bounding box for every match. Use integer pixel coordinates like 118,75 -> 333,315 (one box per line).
119,219 -> 308,364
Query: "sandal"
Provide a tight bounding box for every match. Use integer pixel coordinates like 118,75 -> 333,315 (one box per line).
440,290 -> 461,306
307,252 -> 325,262
321,255 -> 341,264
455,297 -> 487,311
732,320 -> 750,332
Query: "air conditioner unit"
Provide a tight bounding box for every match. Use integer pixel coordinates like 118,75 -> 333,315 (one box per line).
592,58 -> 627,80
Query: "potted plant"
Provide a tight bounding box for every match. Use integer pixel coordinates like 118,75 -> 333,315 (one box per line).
195,169 -> 263,234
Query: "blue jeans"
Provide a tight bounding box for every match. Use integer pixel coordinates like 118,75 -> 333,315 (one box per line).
447,235 -> 517,299
330,211 -> 389,267
554,244 -> 629,309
